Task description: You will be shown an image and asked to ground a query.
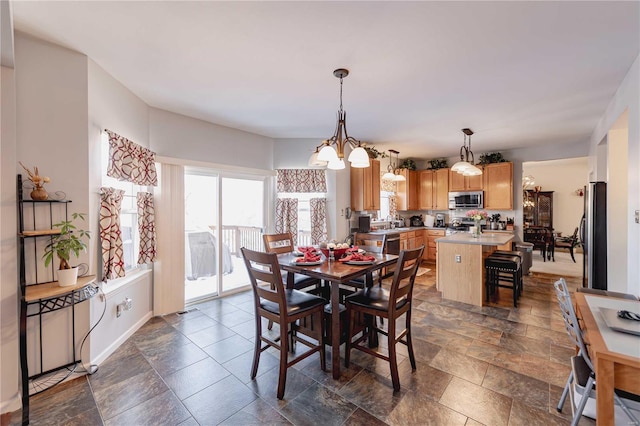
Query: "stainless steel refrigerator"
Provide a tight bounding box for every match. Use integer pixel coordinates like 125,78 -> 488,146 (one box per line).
581,182 -> 607,289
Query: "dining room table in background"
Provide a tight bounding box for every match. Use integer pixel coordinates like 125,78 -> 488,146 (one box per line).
278,251 -> 399,379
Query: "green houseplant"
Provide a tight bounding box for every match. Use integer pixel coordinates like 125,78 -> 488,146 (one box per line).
43,213 -> 90,286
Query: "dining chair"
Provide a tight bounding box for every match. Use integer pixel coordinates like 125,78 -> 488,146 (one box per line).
240,247 -> 326,400
344,245 -> 424,392
553,278 -> 640,425
263,232 -> 322,292
524,227 -> 552,262
554,227 -> 579,263
347,233 -> 390,289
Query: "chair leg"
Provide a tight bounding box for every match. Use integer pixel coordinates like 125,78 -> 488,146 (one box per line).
613,393 -> 640,425
406,312 -> 416,370
277,320 -> 289,400
512,271 -> 518,308
344,307 -> 354,368
557,371 -> 573,412
250,315 -> 263,379
387,318 -> 400,392
571,375 -> 595,426
569,247 -> 576,263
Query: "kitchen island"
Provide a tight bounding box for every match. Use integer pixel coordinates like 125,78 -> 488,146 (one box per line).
435,232 -> 515,306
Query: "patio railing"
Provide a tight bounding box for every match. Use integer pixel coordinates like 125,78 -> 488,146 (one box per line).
219,226 -> 313,257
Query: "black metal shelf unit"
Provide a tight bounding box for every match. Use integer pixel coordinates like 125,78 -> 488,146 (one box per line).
17,175 -> 98,425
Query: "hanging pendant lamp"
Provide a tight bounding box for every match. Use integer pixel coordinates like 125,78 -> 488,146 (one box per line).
310,69 -> 370,170
451,128 -> 482,176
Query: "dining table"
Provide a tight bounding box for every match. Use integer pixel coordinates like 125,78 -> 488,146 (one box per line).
278,251 -> 399,379
574,292 -> 640,425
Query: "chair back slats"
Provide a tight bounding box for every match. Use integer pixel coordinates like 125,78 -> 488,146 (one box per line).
553,278 -> 593,371
389,246 -> 425,309
241,247 -> 287,308
263,233 -> 295,254
353,232 -> 387,254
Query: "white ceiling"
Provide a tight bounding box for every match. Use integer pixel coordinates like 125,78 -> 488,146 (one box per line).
10,1 -> 640,160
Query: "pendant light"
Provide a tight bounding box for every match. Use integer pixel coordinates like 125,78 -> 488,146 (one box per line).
382,149 -> 406,182
451,128 -> 482,176
310,69 -> 370,170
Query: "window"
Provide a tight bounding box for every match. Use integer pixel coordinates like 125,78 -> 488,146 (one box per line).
101,132 -> 143,272
379,191 -> 393,220
278,192 -> 324,246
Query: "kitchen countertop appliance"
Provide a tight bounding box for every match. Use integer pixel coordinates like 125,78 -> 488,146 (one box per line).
446,217 -> 474,235
410,215 -> 424,227
435,214 -> 446,227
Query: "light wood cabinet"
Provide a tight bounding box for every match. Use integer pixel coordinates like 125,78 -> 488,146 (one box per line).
350,159 -> 380,211
418,170 -> 434,210
483,162 -> 513,210
418,168 -> 449,210
400,230 -> 416,250
434,168 -> 450,210
425,229 -> 445,261
449,169 -> 483,191
396,169 -> 419,211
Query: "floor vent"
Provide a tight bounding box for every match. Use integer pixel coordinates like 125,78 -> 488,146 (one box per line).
176,307 -> 199,316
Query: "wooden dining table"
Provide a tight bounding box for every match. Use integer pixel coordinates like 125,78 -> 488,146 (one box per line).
574,292 -> 640,425
278,251 -> 399,379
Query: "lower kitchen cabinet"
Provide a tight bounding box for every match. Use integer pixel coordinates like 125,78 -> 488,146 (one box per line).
426,229 -> 445,261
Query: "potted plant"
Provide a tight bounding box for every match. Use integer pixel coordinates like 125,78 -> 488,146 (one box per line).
363,146 -> 387,159
43,213 -> 91,286
399,158 -> 417,171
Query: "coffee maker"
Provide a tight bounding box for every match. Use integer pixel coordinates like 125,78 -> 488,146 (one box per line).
435,213 -> 445,227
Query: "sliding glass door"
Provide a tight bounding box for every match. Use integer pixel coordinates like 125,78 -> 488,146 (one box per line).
184,169 -> 267,303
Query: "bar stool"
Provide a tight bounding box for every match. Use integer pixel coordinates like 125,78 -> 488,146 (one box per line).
485,254 -> 522,307
490,250 -> 524,296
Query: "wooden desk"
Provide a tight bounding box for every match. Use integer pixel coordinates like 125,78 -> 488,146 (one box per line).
574,292 -> 640,425
279,252 -> 398,379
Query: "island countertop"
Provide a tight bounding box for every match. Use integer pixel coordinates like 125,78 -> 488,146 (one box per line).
435,233 -> 514,246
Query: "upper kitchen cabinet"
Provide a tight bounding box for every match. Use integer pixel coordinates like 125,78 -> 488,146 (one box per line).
350,159 -> 380,211
483,162 -> 513,210
449,169 -> 483,191
434,168 -> 450,210
396,169 -> 418,211
420,168 -> 450,210
418,170 -> 434,210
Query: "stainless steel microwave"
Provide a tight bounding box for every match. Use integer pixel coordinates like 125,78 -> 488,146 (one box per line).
448,191 -> 484,209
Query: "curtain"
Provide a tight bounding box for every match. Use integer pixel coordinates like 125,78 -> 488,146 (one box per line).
389,195 -> 398,219
310,198 -> 327,244
277,169 -> 326,193
106,129 -> 158,186
99,187 -> 125,281
275,198 -> 298,244
137,192 -> 156,264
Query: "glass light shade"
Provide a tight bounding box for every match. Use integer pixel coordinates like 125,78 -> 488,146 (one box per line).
327,158 -> 345,170
393,173 -> 406,182
382,171 -> 396,181
347,146 -> 370,165
463,165 -> 483,176
317,145 -> 339,162
451,161 -> 471,173
308,151 -> 328,167
350,159 -> 370,168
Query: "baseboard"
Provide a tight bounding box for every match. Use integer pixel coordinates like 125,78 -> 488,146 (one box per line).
88,311 -> 153,367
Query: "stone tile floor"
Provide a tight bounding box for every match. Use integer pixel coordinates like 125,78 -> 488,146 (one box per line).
11,268 -> 595,425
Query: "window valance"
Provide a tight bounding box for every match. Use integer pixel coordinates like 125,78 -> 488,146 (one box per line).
106,129 -> 158,186
276,169 -> 326,193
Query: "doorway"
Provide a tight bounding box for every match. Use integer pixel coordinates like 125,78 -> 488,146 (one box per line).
184,169 -> 267,303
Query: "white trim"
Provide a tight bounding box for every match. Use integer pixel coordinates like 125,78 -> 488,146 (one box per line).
156,155 -> 276,177
101,266 -> 151,295
88,311 -> 153,367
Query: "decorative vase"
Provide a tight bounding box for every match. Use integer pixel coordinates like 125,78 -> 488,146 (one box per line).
30,186 -> 48,201
57,267 -> 79,287
473,220 -> 482,238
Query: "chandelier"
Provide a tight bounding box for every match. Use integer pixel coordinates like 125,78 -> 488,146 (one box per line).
308,69 -> 370,170
382,149 -> 406,181
451,128 -> 482,176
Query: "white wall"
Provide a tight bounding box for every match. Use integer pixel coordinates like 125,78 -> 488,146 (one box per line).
589,54 -> 639,295
523,158 -> 588,236
87,58 -> 153,365
1,63 -> 19,413
150,108 -> 274,170
608,122 -> 629,295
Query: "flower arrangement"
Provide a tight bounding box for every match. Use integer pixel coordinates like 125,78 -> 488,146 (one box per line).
466,210 -> 488,222
19,161 -> 50,189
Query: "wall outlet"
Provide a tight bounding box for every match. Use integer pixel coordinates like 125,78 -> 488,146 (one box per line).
116,303 -> 122,318
116,297 -> 133,318
635,210 -> 639,224
455,254 -> 462,263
